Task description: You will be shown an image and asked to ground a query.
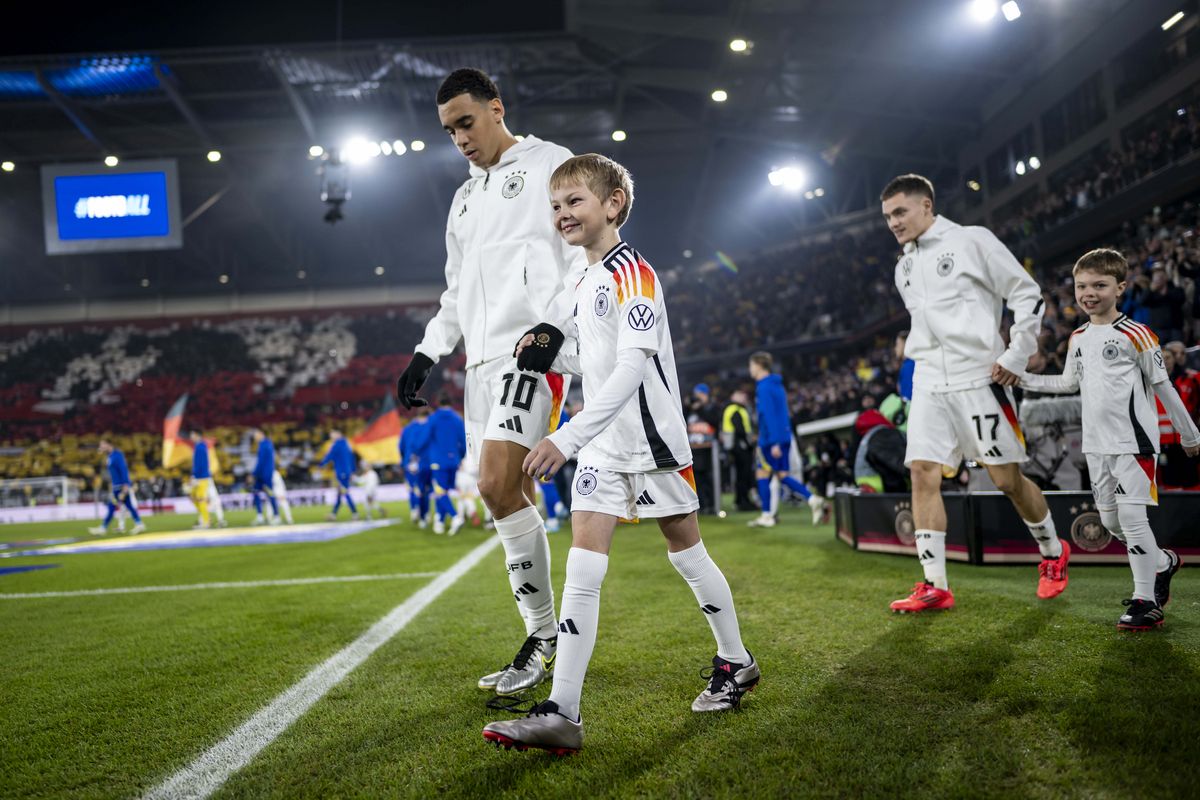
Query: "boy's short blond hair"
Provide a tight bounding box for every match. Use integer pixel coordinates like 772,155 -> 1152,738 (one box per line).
1073,248 -> 1128,282
549,153 -> 635,227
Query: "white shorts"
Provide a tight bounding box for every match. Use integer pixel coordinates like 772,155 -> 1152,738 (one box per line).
906,383 -> 1027,468
466,357 -> 568,466
1087,453 -> 1159,509
570,463 -> 700,520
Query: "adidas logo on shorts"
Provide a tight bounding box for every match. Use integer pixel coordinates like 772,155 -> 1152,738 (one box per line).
983,446 -> 1003,459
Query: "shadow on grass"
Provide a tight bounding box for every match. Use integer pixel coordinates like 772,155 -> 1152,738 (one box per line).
1055,632 -> 1200,797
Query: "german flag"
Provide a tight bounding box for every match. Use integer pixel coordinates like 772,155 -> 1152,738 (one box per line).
351,393 -> 403,465
162,393 -> 193,469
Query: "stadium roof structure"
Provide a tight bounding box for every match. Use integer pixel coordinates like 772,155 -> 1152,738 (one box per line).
0,0 -> 1131,306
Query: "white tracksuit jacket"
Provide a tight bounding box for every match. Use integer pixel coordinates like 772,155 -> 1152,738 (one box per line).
416,135 -> 588,368
894,215 -> 1044,393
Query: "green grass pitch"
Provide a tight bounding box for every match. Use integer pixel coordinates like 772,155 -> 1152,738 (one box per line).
2,502 -> 1198,799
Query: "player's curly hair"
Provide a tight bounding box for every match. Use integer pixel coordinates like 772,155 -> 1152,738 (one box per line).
1073,248 -> 1127,281
550,153 -> 635,227
880,174 -> 935,205
436,68 -> 501,105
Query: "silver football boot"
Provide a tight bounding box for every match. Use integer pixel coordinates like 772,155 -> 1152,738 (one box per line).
494,634 -> 557,696
483,700 -> 583,755
692,652 -> 761,712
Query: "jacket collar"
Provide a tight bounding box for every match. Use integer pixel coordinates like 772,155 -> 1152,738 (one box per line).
467,134 -> 543,179
903,214 -> 957,253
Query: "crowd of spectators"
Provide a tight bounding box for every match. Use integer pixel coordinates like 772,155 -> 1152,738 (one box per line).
997,100 -> 1200,253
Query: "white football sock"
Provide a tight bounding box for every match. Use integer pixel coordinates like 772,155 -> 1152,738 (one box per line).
915,529 -> 948,589
494,505 -> 557,638
1117,504 -> 1166,601
668,540 -> 749,664
1025,511 -> 1062,559
769,476 -> 781,518
548,547 -> 608,721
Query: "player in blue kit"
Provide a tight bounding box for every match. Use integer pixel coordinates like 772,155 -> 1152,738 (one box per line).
321,430 -> 360,521
411,395 -> 467,535
400,407 -> 431,525
88,438 -> 146,535
250,428 -> 281,525
188,429 -> 226,529
747,352 -> 824,527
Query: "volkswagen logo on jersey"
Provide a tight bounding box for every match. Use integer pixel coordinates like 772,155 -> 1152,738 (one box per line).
1102,341 -> 1120,361
1069,505 -> 1111,552
628,303 -> 655,331
901,257 -> 913,276
936,254 -> 955,277
576,470 -> 598,495
501,172 -> 525,198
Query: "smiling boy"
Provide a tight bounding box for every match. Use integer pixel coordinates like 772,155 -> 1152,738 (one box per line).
1021,248 -> 1198,630
482,154 -> 759,755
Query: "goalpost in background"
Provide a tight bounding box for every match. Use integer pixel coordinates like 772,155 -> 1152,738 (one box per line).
0,476 -> 81,509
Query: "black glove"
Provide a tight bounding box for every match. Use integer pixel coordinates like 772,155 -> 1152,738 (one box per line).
396,352 -> 434,409
515,323 -> 565,373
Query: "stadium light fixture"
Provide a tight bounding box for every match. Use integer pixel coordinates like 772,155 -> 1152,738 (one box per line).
1028,156 -> 1041,170
206,150 -> 221,163
342,137 -> 381,164
410,140 -> 426,152
104,155 -> 119,167
611,129 -> 627,142
711,89 -> 729,103
804,190 -> 815,199
1179,107 -> 1188,116
380,141 -> 393,156
967,180 -> 982,191
729,38 -> 749,52
1163,11 -> 1185,30
1,161 -> 13,172
968,0 -> 999,24
297,270 -> 307,279
218,274 -> 229,284
309,145 -> 324,158
392,140 -> 407,155
1001,1 -> 1020,21
814,187 -> 825,197
140,278 -> 150,287
375,266 -> 385,276
1015,160 -> 1026,175
767,165 -> 807,191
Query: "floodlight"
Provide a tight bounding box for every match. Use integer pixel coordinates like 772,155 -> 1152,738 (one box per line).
969,0 -> 998,24
410,140 -> 425,151
711,89 -> 728,102
1028,156 -> 1041,170
1015,160 -> 1026,175
767,166 -> 806,191
1001,1 -> 1020,21
1,161 -> 13,172
611,130 -> 627,142
393,140 -> 407,155
309,145 -> 324,157
206,150 -> 221,163
1163,11 -> 1185,30
729,39 -> 748,52
104,155 -> 119,167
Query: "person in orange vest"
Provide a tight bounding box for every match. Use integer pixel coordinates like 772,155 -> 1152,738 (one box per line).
1159,346 -> 1200,488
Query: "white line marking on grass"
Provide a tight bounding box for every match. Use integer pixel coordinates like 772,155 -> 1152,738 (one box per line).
0,572 -> 442,600
143,535 -> 501,800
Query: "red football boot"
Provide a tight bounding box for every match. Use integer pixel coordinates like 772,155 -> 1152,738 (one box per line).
1037,540 -> 1070,599
890,581 -> 955,613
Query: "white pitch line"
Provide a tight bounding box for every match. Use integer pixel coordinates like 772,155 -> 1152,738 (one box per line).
0,572 -> 443,600
143,535 -> 501,800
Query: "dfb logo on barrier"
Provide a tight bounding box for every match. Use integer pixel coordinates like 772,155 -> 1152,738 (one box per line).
1069,501 -> 1111,552
893,499 -> 915,545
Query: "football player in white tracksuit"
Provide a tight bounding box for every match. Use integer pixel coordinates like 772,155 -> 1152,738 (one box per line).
881,174 -> 1068,613
271,469 -> 294,525
394,69 -> 587,698
353,464 -> 384,519
1021,248 -> 1199,631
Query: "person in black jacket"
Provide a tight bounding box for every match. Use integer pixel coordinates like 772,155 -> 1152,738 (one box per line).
721,390 -> 757,510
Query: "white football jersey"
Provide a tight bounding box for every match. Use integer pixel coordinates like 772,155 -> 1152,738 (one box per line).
1023,315 -> 1167,455
567,242 -> 692,472
355,469 -> 380,492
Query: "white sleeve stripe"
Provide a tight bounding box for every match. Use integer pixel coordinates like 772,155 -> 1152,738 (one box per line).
634,258 -> 643,297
